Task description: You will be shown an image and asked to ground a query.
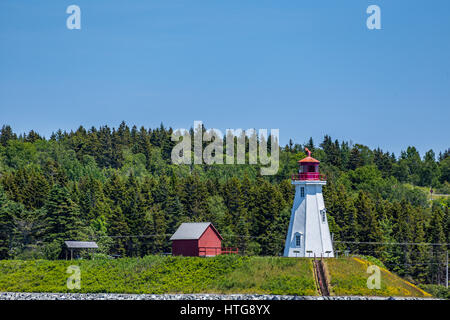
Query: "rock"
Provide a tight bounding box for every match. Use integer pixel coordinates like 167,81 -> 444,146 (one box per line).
0,292 -> 440,300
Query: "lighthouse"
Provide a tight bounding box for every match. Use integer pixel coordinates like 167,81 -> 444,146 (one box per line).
283,148 -> 334,258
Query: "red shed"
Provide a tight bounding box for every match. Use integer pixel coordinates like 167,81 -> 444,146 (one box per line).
170,222 -> 223,257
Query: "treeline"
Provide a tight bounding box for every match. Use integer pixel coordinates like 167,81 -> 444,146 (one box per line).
0,123 -> 448,285
281,135 -> 449,191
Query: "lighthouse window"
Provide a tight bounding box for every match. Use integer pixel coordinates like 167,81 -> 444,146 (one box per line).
295,233 -> 302,247
300,187 -> 305,197
321,209 -> 326,223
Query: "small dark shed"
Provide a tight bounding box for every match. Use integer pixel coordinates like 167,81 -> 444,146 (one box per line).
64,241 -> 98,260
170,222 -> 223,257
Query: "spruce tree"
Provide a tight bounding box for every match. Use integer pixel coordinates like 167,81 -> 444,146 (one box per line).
0,188 -> 14,259
428,204 -> 447,284
354,191 -> 382,253
411,210 -> 430,282
107,206 -> 130,257
348,147 -> 362,170
152,205 -> 168,253
0,125 -> 16,147
43,185 -> 83,246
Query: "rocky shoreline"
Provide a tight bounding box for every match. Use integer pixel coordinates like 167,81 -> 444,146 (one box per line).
0,292 -> 438,300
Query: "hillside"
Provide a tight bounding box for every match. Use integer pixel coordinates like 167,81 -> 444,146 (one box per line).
0,256 -> 432,297
0,123 -> 448,286
326,257 -> 430,297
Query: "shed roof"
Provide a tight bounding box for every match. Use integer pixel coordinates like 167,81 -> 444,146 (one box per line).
170,222 -> 223,241
64,241 -> 98,249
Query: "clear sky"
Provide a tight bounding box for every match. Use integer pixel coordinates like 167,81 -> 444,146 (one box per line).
0,0 -> 449,157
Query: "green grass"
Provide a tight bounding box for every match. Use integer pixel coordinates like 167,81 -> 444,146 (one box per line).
406,184 -> 449,200
0,256 -> 432,297
0,256 -> 316,295
325,257 -> 431,297
214,257 -> 316,295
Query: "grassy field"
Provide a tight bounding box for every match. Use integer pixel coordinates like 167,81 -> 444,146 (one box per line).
406,184 -> 449,201
214,256 -> 316,295
0,255 -> 432,297
0,255 -> 316,295
325,257 -> 431,297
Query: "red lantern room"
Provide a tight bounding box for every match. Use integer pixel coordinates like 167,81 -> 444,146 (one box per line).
292,148 -> 326,181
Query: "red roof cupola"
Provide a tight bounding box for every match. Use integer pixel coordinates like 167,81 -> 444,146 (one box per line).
298,148 -> 320,164
292,148 -> 326,181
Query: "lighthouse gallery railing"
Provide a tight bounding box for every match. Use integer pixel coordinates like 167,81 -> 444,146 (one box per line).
291,173 -> 327,181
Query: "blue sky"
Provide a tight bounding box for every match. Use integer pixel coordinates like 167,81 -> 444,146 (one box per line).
0,0 -> 449,157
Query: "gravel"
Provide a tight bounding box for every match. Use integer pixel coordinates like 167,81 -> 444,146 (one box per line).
0,292 -> 438,300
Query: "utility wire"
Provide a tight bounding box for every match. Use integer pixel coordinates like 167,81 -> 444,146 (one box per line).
95,233 -> 449,246
333,241 -> 449,246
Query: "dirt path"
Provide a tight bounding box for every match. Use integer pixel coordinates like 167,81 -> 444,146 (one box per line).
313,259 -> 330,296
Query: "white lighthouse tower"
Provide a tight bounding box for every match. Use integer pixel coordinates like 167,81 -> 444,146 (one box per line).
284,148 -> 334,258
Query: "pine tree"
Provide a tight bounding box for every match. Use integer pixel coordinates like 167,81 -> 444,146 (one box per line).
394,200 -> 415,277
111,128 -> 124,169
428,204 -> 447,284
152,205 -> 168,253
180,174 -> 209,220
43,185 -> 83,246
420,150 -> 439,187
222,177 -> 249,250
164,192 -> 184,234
305,137 -> 314,152
278,178 -> 294,205
117,121 -> 131,147
403,146 -> 422,185
0,188 -> 15,259
206,195 -> 227,232
122,173 -> 147,256
104,172 -> 126,207
411,209 -> 430,282
25,130 -> 42,143
250,179 -> 285,254
161,129 -> 175,162
340,141 -> 350,170
78,175 -> 106,222
132,127 -> 152,161
354,191 -> 382,253
97,126 -> 114,168
324,183 -> 357,250
0,125 -> 16,147
42,159 -> 68,186
320,135 -> 341,167
266,207 -> 290,256
24,168 -> 50,209
107,206 -> 130,257
348,146 -> 362,170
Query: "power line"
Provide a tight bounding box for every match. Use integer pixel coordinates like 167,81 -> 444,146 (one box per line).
333,241 -> 449,246
336,249 -> 446,255
95,233 -> 450,246
96,233 -> 449,245
96,234 -> 171,239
